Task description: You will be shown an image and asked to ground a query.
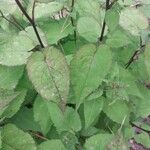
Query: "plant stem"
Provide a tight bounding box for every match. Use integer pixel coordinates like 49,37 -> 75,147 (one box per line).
99,0 -> 110,42
70,0 -> 77,45
99,0 -> 117,42
15,0 -> 45,48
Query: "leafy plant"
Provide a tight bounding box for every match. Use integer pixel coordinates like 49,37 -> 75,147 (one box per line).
0,0 -> 150,149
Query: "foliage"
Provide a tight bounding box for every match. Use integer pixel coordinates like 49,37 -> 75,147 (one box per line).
0,0 -> 150,149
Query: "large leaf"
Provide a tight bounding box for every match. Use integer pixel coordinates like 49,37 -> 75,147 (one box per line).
70,44 -> 112,108
33,96 -> 52,135
119,7 -> 149,35
144,41 -> 150,77
38,140 -> 66,150
0,30 -> 35,66
77,17 -> 101,43
47,102 -> 81,133
27,47 -> 70,104
0,65 -> 24,90
84,133 -> 113,150
1,124 -> 36,150
84,98 -> 104,129
103,99 -> 130,125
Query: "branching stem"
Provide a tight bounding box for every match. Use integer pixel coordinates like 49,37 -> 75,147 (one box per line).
15,0 -> 45,48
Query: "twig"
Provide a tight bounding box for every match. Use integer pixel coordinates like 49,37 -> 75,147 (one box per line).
99,0 -> 116,42
70,0 -> 77,45
11,15 -> 25,31
125,37 -> 145,69
29,131 -> 48,140
15,0 -> 45,48
130,122 -> 150,135
99,0 -> 110,42
32,0 -> 36,21
0,10 -> 22,31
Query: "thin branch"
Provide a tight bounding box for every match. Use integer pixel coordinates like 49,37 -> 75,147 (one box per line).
70,0 -> 77,45
29,131 -> 48,140
32,0 -> 36,21
99,0 -> 116,42
0,10 -> 22,31
130,122 -> 150,135
125,37 -> 145,69
15,0 -> 45,48
11,15 -> 25,31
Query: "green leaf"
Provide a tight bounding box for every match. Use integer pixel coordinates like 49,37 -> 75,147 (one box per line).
119,7 -> 149,35
105,5 -> 120,31
0,89 -> 26,119
0,31 -> 35,66
1,90 -> 26,119
84,98 -> 104,129
0,131 -> 1,149
60,131 -> 78,150
27,47 -> 70,103
144,41 -> 150,77
27,1 -> 63,20
136,85 -> 150,117
77,17 -> 100,42
39,19 -> 73,44
38,140 -> 66,150
70,44 -> 112,108
134,133 -> 150,148
33,96 -> 52,135
75,0 -> 103,22
106,27 -> 135,48
1,124 -> 36,150
103,99 -> 130,125
11,107 -> 41,132
19,26 -> 48,47
0,0 -> 17,16
47,102 -> 81,133
0,65 -> 24,90
107,134 -> 129,150
84,133 -> 113,150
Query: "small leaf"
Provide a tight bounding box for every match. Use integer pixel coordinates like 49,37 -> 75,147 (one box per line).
103,99 -> 130,125
1,90 -> 27,119
84,133 -> 113,150
0,65 -> 24,90
84,98 -> 104,129
47,102 -> 81,133
39,19 -> 73,44
105,5 -> 120,31
71,44 -> 112,108
119,7 -> 149,35
0,31 -> 35,66
11,107 -> 41,132
33,96 -> 52,135
27,47 -> 70,103
27,1 -> 63,20
77,16 -> 100,42
38,140 -> 66,150
134,133 -> 150,148
144,41 -> 150,77
1,124 -> 36,150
